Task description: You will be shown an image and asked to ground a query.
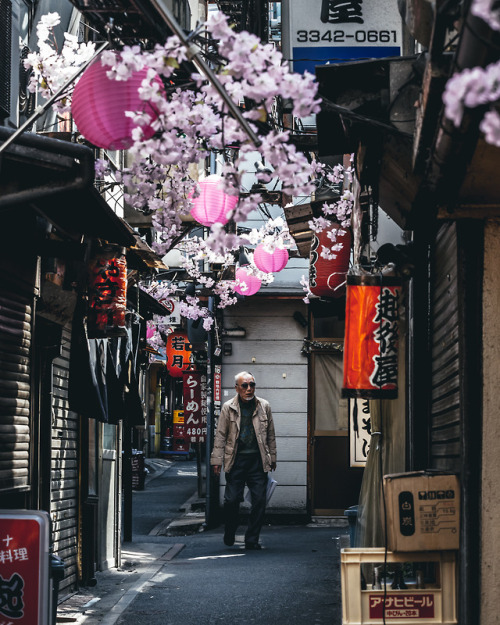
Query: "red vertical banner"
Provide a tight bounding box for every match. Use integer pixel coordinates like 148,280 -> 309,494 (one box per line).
343,274 -> 401,399
214,364 -> 222,408
0,510 -> 50,624
183,371 -> 207,442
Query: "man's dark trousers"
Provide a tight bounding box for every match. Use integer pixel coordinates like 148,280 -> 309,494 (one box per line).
224,453 -> 267,546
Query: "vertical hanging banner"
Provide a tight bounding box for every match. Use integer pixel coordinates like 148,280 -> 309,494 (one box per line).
0,510 -> 50,624
87,244 -> 127,338
183,371 -> 207,442
349,398 -> 371,467
214,364 -> 222,409
343,274 -> 401,399
166,331 -> 192,378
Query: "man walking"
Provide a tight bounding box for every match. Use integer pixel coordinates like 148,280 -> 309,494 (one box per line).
211,371 -> 277,550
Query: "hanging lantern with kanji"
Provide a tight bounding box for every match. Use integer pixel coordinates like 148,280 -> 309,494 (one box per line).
309,223 -> 351,298
253,244 -> 289,273
166,331 -> 192,378
342,274 -> 401,399
71,54 -> 163,150
87,244 -> 127,338
189,175 -> 239,227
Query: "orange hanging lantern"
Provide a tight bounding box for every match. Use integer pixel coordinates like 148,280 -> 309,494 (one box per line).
309,223 -> 351,298
342,274 -> 401,399
166,331 -> 192,378
87,244 -> 127,337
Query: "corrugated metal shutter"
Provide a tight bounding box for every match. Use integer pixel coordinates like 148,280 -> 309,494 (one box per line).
430,221 -> 461,471
0,0 -> 12,119
51,326 -> 79,594
0,289 -> 32,491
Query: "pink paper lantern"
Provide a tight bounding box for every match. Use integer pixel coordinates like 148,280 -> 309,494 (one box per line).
71,55 -> 163,150
253,244 -> 289,273
190,175 -> 239,227
146,326 -> 155,339
235,268 -> 261,296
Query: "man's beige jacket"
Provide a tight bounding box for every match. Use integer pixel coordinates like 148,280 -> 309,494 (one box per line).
210,394 -> 277,473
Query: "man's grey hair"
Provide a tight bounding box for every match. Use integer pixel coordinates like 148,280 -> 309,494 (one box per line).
234,371 -> 255,385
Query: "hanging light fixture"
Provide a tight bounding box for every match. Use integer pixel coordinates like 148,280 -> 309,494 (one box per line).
234,267 -> 261,296
189,175 -> 239,227
309,223 -> 352,298
342,273 -> 401,399
71,54 -> 163,150
87,244 -> 127,338
253,244 -> 289,273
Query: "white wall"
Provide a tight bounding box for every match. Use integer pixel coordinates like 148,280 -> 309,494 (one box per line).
220,298 -> 308,513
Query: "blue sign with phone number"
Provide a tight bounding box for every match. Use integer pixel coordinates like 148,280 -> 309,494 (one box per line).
293,46 -> 401,75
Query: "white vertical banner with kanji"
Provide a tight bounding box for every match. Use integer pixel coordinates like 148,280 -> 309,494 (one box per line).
349,398 -> 371,467
183,371 -> 207,442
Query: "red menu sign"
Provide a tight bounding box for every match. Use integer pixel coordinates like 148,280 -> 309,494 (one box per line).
183,371 -> 207,442
369,593 -> 435,619
0,511 -> 50,624
214,365 -> 222,405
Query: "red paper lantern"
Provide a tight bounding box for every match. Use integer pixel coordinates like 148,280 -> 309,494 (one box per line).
190,175 -> 239,227
253,244 -> 289,273
235,267 -> 261,296
342,274 -> 401,399
309,223 -> 351,298
71,55 -> 163,150
87,244 -> 127,337
166,331 -> 192,378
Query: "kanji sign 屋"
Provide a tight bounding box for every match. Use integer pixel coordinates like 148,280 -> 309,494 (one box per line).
0,511 -> 50,624
183,371 -> 207,442
343,274 -> 401,399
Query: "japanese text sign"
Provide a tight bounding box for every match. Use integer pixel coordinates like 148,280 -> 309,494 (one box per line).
166,331 -> 192,378
343,275 -> 401,399
214,365 -> 221,407
183,371 -> 207,442
87,245 -> 127,338
0,510 -> 50,624
369,593 -> 435,619
282,0 -> 402,74
349,398 -> 371,467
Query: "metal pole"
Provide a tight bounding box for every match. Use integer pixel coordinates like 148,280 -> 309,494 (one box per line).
0,41 -> 110,155
147,0 -> 262,148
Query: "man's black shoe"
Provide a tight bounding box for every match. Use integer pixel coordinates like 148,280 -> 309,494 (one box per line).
245,543 -> 262,550
224,528 -> 235,546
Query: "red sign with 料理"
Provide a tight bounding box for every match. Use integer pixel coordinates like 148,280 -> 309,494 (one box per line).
369,593 -> 435,619
0,511 -> 50,624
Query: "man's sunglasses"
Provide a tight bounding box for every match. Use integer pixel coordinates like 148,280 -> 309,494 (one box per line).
239,382 -> 256,389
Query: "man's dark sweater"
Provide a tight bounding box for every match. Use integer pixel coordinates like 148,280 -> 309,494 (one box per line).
237,397 -> 258,454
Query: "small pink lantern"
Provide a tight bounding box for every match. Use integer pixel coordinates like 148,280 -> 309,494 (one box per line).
71,54 -> 163,150
146,326 -> 155,339
235,268 -> 261,296
190,175 -> 239,227
253,244 -> 289,273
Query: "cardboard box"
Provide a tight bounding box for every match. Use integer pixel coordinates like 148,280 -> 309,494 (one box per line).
384,471 -> 460,552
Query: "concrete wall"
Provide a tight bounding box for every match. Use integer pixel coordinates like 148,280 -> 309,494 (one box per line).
481,219 -> 500,622
220,298 -> 309,513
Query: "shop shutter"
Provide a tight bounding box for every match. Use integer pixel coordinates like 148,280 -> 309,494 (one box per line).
0,289 -> 32,491
0,0 -> 12,120
429,221 -> 461,471
51,326 -> 79,594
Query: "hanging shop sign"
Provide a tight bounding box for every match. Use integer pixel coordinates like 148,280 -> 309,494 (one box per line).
161,298 -> 181,326
166,331 -> 192,378
343,274 -> 401,399
0,510 -> 50,625
349,398 -> 371,467
309,223 -> 351,298
183,371 -> 207,442
214,364 -> 222,409
87,244 -> 127,338
282,0 -> 402,74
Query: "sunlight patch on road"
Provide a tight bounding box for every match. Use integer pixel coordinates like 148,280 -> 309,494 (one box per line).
188,554 -> 245,560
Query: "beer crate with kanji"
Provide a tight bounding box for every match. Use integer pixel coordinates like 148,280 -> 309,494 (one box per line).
341,548 -> 457,624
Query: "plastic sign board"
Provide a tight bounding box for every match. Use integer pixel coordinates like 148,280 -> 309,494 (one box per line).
161,298 -> 181,326
282,0 -> 402,74
183,372 -> 207,442
349,398 -> 371,467
0,510 -> 50,624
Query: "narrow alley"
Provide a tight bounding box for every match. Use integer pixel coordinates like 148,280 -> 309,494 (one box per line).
57,458 -> 346,625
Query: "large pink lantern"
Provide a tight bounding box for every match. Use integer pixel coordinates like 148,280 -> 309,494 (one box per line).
190,175 -> 239,227
235,268 -> 261,296
253,244 -> 289,273
71,55 -> 163,150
